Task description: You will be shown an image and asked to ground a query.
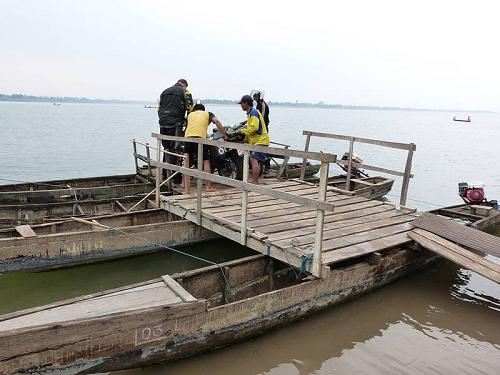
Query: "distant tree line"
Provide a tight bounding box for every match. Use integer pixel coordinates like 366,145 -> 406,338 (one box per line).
0,93 -> 146,104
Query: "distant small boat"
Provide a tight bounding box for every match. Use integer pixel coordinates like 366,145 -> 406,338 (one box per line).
53,102 -> 61,106
453,115 -> 471,122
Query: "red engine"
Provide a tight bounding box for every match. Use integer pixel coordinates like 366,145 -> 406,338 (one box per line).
458,182 -> 485,204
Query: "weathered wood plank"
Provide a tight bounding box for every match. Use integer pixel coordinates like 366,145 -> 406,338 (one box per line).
409,229 -> 500,284
319,222 -> 414,252
322,232 -> 412,265
14,225 -> 37,238
157,160 -> 335,212
275,214 -> 415,248
268,208 -> 405,241
152,132 -> 338,163
162,275 -> 197,302
413,213 -> 500,258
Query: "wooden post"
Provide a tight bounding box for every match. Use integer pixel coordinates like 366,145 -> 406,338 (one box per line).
312,160 -> 329,277
345,137 -> 354,191
155,138 -> 162,206
400,144 -> 415,206
145,143 -> 153,180
276,146 -> 290,179
299,132 -> 312,180
196,142 -> 203,225
240,150 -> 250,245
183,153 -> 190,194
132,140 -> 139,175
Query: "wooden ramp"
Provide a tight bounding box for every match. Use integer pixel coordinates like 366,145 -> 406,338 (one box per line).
162,179 -> 417,277
409,229 -> 500,284
413,213 -> 500,258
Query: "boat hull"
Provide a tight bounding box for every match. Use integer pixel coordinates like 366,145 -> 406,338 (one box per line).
0,248 -> 437,374
0,210 -> 218,273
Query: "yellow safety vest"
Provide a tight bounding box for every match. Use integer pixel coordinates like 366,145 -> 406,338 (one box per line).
186,111 -> 210,138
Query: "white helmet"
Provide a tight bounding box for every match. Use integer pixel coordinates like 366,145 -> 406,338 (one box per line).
250,89 -> 265,100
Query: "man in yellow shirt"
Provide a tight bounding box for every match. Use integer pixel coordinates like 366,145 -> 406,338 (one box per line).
238,95 -> 270,184
185,103 -> 227,192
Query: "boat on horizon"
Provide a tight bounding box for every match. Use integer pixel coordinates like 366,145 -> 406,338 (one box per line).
453,115 -> 471,122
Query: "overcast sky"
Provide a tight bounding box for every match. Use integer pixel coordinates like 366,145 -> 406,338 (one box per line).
1,0 -> 499,111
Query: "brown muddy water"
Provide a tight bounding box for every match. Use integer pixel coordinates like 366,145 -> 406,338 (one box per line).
0,103 -> 499,373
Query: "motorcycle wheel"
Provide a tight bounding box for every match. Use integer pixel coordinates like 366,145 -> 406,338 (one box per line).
218,158 -> 238,180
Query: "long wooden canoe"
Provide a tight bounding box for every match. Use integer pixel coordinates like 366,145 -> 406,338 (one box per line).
0,196 -> 156,228
0,209 -> 218,273
0,174 -> 161,205
0,245 -> 437,374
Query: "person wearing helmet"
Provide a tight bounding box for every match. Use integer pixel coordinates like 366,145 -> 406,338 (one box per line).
185,103 -> 227,192
251,89 -> 271,173
237,95 -> 270,184
157,78 -> 194,182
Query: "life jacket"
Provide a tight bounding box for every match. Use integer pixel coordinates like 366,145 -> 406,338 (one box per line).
158,84 -> 187,127
186,111 -> 210,139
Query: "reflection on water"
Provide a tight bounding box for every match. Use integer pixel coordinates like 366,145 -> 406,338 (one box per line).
0,239 -> 255,315
114,261 -> 500,375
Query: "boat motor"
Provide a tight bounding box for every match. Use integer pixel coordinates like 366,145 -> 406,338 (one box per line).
458,181 -> 486,204
339,152 -> 369,178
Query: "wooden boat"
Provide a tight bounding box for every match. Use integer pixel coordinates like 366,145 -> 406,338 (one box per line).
0,195 -> 156,228
308,175 -> 394,199
0,246 -> 438,374
430,203 -> 500,231
0,209 -> 218,273
453,116 -> 471,122
0,174 -> 158,205
263,162 -> 321,179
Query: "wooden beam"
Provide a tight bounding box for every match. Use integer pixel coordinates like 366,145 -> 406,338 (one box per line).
336,160 -> 411,178
312,161 -> 329,277
409,229 -> 500,284
345,137 -> 354,190
161,275 -> 197,302
155,138 -> 162,206
400,146 -> 415,206
132,140 -> 139,175
241,150 -> 250,245
302,130 -> 416,151
152,133 -> 337,163
300,132 -> 312,180
197,143 -> 203,225
151,159 -> 335,212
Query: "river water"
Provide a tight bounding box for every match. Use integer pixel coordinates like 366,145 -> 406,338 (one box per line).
0,102 -> 499,374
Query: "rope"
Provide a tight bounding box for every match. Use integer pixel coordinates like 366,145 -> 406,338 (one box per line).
386,193 -> 444,208
83,221 -> 232,292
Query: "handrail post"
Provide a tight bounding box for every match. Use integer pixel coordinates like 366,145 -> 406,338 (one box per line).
276,145 -> 290,179
240,150 -> 250,245
400,144 -> 415,206
196,142 -> 203,225
312,160 -> 329,277
183,153 -> 190,194
155,138 -> 162,206
132,139 -> 139,175
299,132 -> 312,180
345,137 -> 354,191
145,143 -> 153,180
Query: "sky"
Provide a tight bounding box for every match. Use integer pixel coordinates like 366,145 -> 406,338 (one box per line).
0,0 -> 499,111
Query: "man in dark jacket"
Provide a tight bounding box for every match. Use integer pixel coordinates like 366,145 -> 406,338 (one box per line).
252,90 -> 271,173
158,79 -> 193,181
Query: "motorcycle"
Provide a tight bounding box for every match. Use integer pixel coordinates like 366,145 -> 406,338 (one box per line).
175,123 -> 245,181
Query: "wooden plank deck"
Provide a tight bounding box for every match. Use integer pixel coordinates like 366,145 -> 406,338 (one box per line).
161,178 -> 417,277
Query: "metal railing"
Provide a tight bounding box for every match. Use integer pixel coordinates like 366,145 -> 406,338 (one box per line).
299,131 -> 416,206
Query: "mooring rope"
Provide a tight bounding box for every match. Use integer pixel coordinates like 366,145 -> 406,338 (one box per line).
386,193 -> 444,208
80,220 -> 232,293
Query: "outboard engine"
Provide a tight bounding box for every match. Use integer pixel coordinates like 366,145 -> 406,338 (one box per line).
458,181 -> 486,204
339,152 -> 368,178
